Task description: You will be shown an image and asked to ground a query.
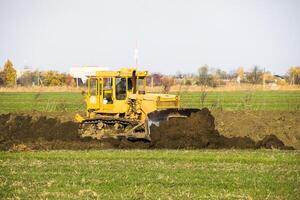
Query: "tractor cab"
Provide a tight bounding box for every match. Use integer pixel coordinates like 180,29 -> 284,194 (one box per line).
75,68 -> 190,141
86,68 -> 148,116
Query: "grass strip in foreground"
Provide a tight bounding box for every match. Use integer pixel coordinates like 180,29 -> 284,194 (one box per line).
0,150 -> 299,199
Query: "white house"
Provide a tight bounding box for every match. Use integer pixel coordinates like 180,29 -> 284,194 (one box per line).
69,66 -> 109,85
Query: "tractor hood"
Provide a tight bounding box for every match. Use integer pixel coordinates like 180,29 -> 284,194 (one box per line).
129,93 -> 180,112
129,93 -> 179,101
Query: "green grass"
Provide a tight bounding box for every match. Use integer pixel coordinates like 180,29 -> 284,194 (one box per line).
0,150 -> 299,199
177,91 -> 300,111
1,92 -> 299,198
0,92 -> 85,113
0,91 -> 300,113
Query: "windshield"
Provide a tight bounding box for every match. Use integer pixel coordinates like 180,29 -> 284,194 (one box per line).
89,78 -> 98,96
116,77 -> 126,100
137,77 -> 145,93
103,77 -> 113,104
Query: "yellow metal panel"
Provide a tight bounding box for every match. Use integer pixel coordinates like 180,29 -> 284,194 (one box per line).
74,113 -> 85,123
85,68 -> 178,121
95,68 -> 148,78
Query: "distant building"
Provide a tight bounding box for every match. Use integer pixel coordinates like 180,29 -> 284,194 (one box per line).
69,66 -> 109,86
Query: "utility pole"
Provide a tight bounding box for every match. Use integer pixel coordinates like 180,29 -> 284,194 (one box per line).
134,41 -> 139,68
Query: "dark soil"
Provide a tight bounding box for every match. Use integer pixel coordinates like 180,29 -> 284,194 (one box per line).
149,108 -> 292,149
0,113 -> 150,151
212,110 -> 300,150
0,109 -> 295,151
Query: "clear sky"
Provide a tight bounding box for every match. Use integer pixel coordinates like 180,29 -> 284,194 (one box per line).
0,0 -> 299,75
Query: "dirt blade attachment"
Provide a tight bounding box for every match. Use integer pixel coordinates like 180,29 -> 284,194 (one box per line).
147,108 -> 220,148
147,108 -> 201,128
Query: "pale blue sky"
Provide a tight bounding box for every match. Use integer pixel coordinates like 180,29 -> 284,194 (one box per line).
0,0 -> 299,75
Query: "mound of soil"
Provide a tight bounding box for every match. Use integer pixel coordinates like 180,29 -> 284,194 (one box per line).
0,110 -> 294,151
212,110 -> 300,150
149,108 -> 292,149
0,113 -> 150,151
150,108 -> 220,148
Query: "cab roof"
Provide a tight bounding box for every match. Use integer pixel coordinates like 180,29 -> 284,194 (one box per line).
94,68 -> 148,78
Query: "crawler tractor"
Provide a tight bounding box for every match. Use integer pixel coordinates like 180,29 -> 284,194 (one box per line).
75,68 -> 200,141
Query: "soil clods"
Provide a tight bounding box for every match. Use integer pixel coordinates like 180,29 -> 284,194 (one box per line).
0,109 -> 295,151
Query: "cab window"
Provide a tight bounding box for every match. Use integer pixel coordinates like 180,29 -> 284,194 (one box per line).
116,77 -> 126,100
103,78 -> 112,89
89,78 -> 98,96
137,77 -> 145,94
127,78 -> 133,91
103,78 -> 113,104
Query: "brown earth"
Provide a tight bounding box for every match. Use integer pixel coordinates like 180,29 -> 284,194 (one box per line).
0,109 -> 296,151
0,113 -> 149,151
212,110 -> 300,150
149,108 -> 293,149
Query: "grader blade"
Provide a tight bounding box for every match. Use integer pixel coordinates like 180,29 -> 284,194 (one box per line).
146,108 -> 217,148
147,108 -> 201,128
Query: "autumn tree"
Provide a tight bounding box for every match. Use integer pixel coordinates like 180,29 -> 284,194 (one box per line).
288,66 -> 300,85
0,70 -> 4,85
41,71 -> 64,86
2,59 -> 17,86
237,67 -> 244,80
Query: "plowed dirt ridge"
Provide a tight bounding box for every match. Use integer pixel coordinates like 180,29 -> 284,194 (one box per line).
0,109 -> 294,151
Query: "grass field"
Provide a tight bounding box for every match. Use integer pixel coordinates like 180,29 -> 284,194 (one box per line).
0,91 -> 300,113
0,92 -> 84,113
0,150 -> 299,199
1,91 -> 299,199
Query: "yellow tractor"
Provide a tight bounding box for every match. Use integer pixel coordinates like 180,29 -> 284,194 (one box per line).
75,68 -> 200,141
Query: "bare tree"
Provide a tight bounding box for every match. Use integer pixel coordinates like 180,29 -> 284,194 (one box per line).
161,76 -> 175,93
247,66 -> 263,84
197,65 -> 209,86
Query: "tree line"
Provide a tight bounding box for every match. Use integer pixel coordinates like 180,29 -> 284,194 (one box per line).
0,60 -> 76,87
1,59 -> 300,87
150,65 -> 300,88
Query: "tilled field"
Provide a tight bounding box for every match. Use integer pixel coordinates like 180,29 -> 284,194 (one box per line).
0,109 -> 297,151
